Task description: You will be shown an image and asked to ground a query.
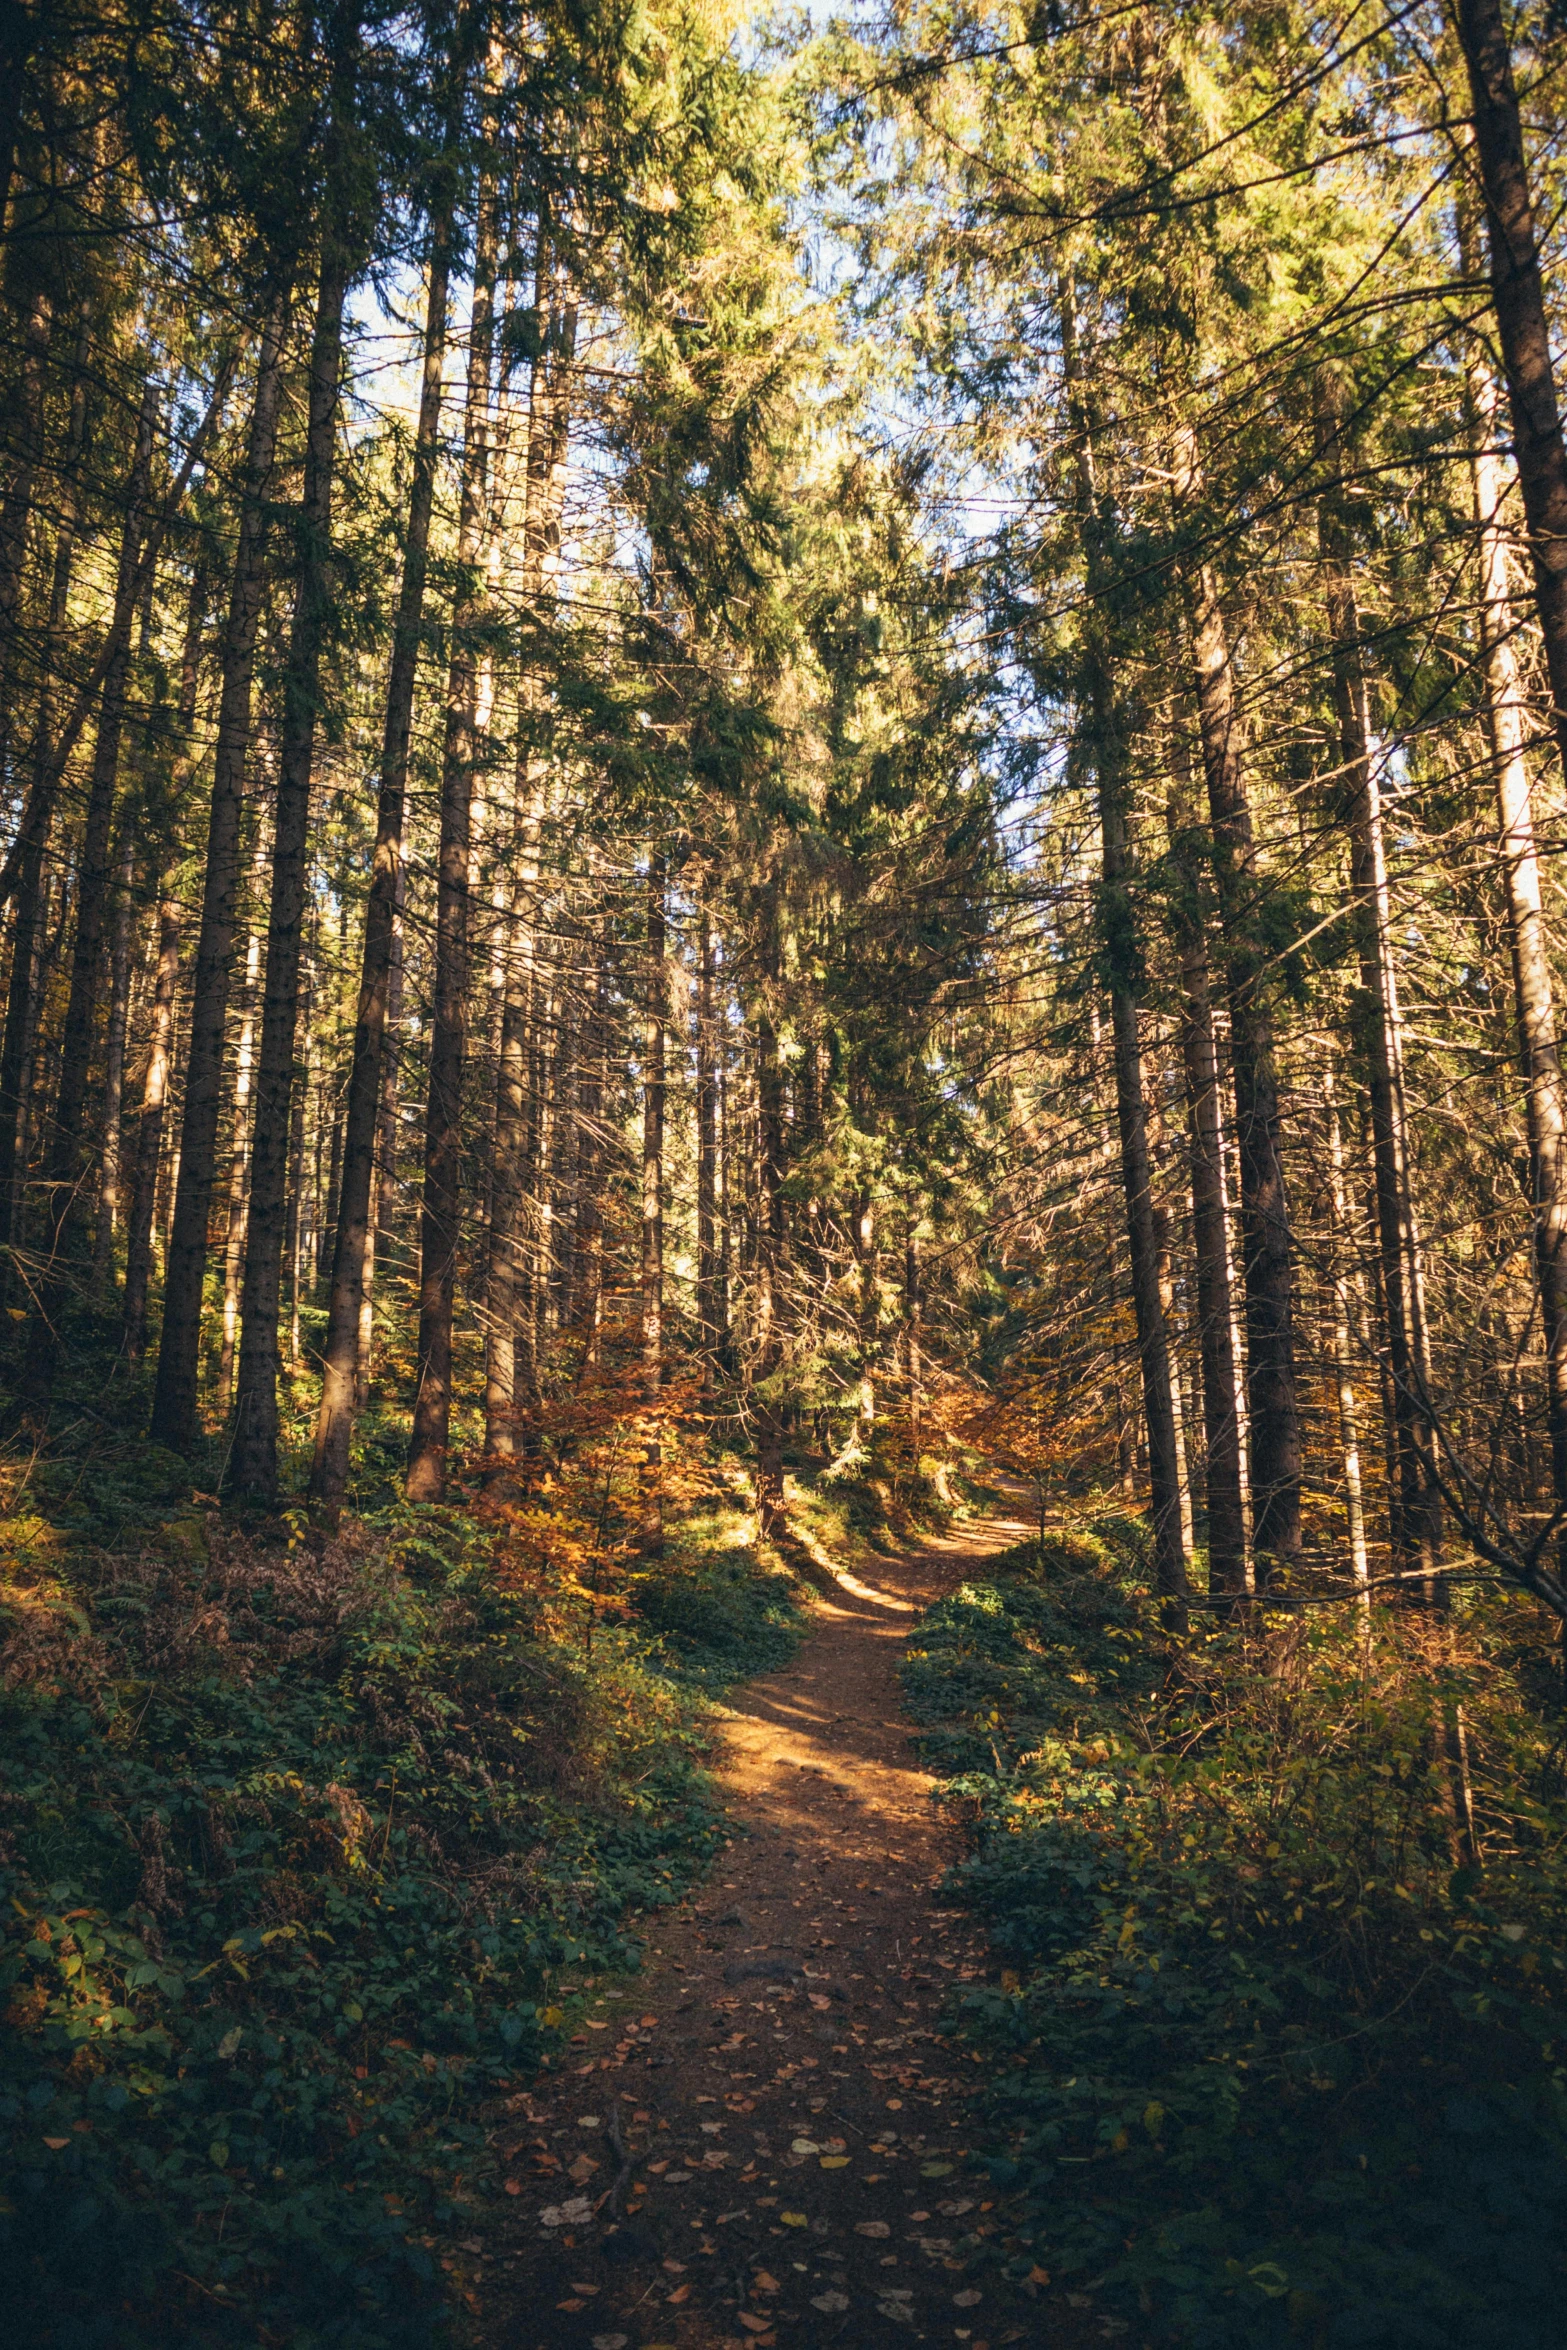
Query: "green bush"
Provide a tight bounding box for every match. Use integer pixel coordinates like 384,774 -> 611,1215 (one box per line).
0,1501 -> 742,2346
904,1551 -> 1567,2348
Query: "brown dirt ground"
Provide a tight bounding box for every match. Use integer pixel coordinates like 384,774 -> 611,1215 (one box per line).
470,1502 -> 1114,2350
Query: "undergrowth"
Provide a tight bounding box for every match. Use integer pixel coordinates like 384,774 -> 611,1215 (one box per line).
904,1526 -> 1567,2350
0,1407 -> 806,2348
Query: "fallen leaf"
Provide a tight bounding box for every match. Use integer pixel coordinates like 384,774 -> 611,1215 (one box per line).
780,2210 -> 807,2227
503,2178 -> 521,2195
1027,2264 -> 1051,2285
666,2283 -> 690,2304
556,2300 -> 584,2313
42,2137 -> 69,2151
811,2291 -> 851,2314
954,2288 -> 982,2306
592,2336 -> 629,2350
790,2139 -> 820,2155
738,2320 -> 774,2339
885,2098 -> 903,2111
752,2270 -> 780,2292
820,2155 -> 850,2169
569,2281 -> 599,2295
920,2162 -> 953,2179
856,2220 -> 891,2239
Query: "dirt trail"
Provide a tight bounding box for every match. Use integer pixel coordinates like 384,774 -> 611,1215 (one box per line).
476,1503 -> 1090,2350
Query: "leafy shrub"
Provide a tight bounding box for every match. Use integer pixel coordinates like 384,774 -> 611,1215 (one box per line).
0,1497 -> 753,2345
905,1550 -> 1567,2348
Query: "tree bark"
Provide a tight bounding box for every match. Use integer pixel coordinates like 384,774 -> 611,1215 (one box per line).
23,380 -> 157,1397
1315,380 -> 1442,1591
0,295 -> 88,1274
123,895 -> 182,1359
696,880 -> 720,1396
1176,443 -> 1302,1581
0,284 -> 50,730
1455,0 -> 1567,772
216,909 -> 262,1421
755,998 -> 787,1543
1462,273 -> 1567,1581
309,173 -> 456,1517
149,278 -> 292,1448
229,174 -> 358,1499
640,854 -> 667,1552
1324,1069 -> 1372,1618
1065,292 -> 1190,1617
1165,751 -> 1249,1597
92,833 -> 137,1284
406,139 -> 499,1502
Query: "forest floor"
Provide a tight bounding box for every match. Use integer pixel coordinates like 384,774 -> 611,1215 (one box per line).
469,1499 -> 1103,2350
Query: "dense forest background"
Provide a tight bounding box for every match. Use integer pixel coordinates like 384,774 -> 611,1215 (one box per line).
4,1 -> 1567,2344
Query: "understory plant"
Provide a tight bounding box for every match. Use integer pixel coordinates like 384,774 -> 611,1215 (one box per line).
905,1532 -> 1567,2350
0,1442 -> 803,2347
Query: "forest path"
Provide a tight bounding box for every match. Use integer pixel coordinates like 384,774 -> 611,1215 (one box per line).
472,1497 -> 1099,2350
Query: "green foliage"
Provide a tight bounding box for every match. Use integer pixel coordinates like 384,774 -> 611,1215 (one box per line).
0,1490 -> 787,2346
904,1551 -> 1567,2348
632,1519 -> 805,1691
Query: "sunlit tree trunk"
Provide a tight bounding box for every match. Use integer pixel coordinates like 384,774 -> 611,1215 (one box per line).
1324,1069 -> 1372,1619
216,912 -> 262,1422
755,999 -> 787,1543
150,277 -> 292,1448
696,881 -> 720,1398
1462,261 -> 1567,1582
230,107 -> 361,1499
640,854 -> 667,1554
93,834 -> 137,1285
1175,438 -> 1301,1583
407,136 -> 499,1501
1065,290 -> 1190,1620
310,178 -> 455,1517
1456,0 -> 1567,773
0,297 -> 89,1275
1315,379 -> 1442,1595
1166,749 -> 1249,1598
25,381 -> 157,1396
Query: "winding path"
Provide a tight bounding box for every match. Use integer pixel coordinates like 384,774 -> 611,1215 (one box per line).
474,1501 -> 1097,2350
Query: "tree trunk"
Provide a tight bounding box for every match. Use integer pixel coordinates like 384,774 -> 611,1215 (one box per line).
123,896 -> 181,1358
92,833 -> 137,1285
0,296 -> 89,1276
406,139 -> 499,1502
0,285 -> 50,738
755,1001 -> 787,1543
696,881 -> 720,1397
1315,380 -> 1442,1591
1177,452 -> 1301,1581
216,911 -> 262,1421
229,195 -> 357,1500
1165,752 -> 1249,1597
1065,292 -> 1190,1617
1456,0 -> 1567,772
24,381 -> 157,1398
571,918 -> 608,1369
149,277 -> 292,1448
483,781 -> 541,1489
1325,1070 -> 1372,1617
480,234 -> 570,1491
1462,270 -> 1567,1582
310,176 -> 456,1518
640,855 -> 667,1553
